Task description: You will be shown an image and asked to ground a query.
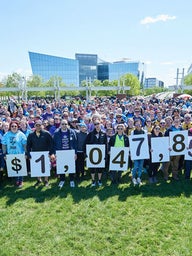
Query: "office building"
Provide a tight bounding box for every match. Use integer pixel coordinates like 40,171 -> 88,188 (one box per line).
29,52 -> 79,86
75,53 -> 98,85
29,51 -> 145,86
98,60 -> 145,85
144,78 -> 164,88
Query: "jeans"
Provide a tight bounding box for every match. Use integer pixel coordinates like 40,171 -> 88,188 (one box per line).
132,159 -> 144,178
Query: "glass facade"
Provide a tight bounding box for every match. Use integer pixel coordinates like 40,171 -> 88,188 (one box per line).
29,52 -> 146,87
75,53 -> 98,85
144,78 -> 164,88
98,63 -> 109,80
29,52 -> 79,86
98,61 -> 145,85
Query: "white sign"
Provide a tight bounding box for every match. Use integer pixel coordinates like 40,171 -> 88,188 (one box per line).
6,154 -> 27,177
56,150 -> 76,174
86,144 -> 106,168
109,147 -> 129,171
129,133 -> 149,160
30,151 -> 50,177
185,136 -> 192,160
151,137 -> 170,163
169,131 -> 188,156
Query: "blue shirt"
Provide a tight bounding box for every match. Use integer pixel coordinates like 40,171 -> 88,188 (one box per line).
2,131 -> 27,154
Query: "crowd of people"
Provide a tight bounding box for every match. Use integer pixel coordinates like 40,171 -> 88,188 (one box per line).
0,93 -> 192,189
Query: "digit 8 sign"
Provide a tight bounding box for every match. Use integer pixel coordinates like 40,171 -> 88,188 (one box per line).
172,134 -> 185,152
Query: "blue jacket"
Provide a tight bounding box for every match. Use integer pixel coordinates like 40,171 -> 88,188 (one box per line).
53,128 -> 77,153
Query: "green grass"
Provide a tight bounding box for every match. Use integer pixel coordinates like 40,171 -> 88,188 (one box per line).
0,171 -> 192,256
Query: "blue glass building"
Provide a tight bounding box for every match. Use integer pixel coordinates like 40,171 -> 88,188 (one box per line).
29,52 -> 145,86
75,53 -> 98,85
98,61 -> 145,85
29,52 -> 79,86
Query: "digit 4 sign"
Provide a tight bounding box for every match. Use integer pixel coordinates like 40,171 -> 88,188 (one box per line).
109,147 -> 129,171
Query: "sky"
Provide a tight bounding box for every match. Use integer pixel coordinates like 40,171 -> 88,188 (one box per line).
0,0 -> 191,87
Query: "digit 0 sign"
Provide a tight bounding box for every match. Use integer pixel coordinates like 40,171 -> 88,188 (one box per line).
86,145 -> 106,168
89,147 -> 102,165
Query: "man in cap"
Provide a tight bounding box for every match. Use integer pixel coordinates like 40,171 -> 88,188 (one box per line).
26,120 -> 54,187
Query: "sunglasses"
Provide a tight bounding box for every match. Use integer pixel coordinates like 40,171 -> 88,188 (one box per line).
61,123 -> 67,125
94,123 -> 100,125
117,128 -> 124,130
11,125 -> 17,128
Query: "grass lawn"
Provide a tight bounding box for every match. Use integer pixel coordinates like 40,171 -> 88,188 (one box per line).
0,170 -> 192,256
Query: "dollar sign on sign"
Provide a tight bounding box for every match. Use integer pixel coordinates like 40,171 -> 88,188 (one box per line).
11,157 -> 22,174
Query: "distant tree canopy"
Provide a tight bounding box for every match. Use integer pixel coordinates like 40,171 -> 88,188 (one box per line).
184,74 -> 192,85
0,72 -> 169,98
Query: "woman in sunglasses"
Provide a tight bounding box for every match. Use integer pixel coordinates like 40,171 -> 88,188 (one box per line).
2,121 -> 27,188
108,124 -> 129,184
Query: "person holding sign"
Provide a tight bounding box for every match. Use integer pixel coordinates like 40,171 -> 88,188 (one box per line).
53,119 -> 77,188
108,124 -> 129,184
163,116 -> 183,181
26,120 -> 54,187
131,119 -> 146,185
147,125 -> 163,183
2,121 -> 27,188
84,119 -> 107,187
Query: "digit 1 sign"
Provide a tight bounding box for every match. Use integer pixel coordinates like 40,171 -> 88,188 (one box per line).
30,151 -> 51,177
35,154 -> 45,173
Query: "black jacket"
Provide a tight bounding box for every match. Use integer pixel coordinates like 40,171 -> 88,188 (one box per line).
27,130 -> 54,157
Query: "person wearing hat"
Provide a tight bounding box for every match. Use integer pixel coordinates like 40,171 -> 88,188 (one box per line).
69,118 -> 78,131
112,113 -> 127,131
108,123 -> 129,184
26,120 -> 54,187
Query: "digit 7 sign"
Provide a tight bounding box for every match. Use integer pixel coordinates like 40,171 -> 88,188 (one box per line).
129,133 -> 149,160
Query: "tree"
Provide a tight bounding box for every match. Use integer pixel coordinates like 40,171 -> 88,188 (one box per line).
120,73 -> 140,96
184,74 -> 192,85
27,75 -> 43,87
4,72 -> 23,88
